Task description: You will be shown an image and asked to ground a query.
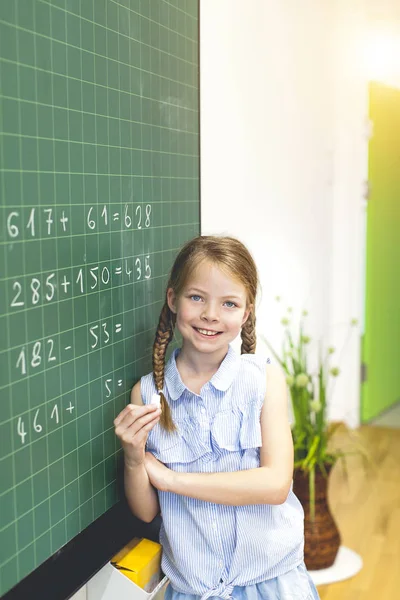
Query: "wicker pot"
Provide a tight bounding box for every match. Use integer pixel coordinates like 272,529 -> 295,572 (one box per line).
293,463 -> 341,570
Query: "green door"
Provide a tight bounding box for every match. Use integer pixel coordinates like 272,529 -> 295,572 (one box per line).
362,81 -> 400,422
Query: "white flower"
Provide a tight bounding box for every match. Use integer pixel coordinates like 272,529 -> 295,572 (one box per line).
295,373 -> 309,388
286,375 -> 295,386
310,399 -> 322,413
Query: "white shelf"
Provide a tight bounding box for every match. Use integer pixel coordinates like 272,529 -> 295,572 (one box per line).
87,562 -> 168,600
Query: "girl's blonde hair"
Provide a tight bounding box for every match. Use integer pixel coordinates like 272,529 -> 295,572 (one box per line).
152,235 -> 258,431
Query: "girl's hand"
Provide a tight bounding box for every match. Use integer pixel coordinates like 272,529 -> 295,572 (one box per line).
114,404 -> 161,468
144,452 -> 174,492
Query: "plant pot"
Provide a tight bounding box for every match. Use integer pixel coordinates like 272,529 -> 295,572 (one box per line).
293,463 -> 341,570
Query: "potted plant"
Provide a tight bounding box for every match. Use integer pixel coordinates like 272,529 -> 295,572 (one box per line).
261,298 -> 361,570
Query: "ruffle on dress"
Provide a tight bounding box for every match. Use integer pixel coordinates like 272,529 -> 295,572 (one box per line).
146,398 -> 263,467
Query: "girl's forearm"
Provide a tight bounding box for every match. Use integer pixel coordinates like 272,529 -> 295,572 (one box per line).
124,461 -> 160,522
169,467 -> 291,506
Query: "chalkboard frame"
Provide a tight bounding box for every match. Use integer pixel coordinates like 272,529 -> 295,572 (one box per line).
1,5 -> 201,598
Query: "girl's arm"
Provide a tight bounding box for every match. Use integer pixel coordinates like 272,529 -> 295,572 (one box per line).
117,383 -> 161,522
124,462 -> 161,521
144,364 -> 294,506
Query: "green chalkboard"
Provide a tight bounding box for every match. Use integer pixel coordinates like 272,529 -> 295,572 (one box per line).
0,0 -> 199,595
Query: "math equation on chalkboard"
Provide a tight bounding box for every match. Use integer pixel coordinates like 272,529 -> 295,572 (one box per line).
2,198 -> 160,449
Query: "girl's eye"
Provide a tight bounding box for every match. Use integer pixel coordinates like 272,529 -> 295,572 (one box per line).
224,301 -> 237,308
190,295 -> 202,302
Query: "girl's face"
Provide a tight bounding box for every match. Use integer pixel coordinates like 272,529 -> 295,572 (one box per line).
167,261 -> 251,356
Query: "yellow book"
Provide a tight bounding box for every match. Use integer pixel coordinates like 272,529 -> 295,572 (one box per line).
111,538 -> 162,592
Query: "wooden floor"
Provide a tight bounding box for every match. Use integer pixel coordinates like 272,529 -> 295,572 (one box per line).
316,425 -> 400,600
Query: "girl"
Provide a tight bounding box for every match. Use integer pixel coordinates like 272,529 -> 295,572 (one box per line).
114,236 -> 320,600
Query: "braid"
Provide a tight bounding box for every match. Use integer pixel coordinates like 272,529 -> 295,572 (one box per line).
241,311 -> 256,354
152,302 -> 176,431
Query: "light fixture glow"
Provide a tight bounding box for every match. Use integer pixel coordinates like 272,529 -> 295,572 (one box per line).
363,27 -> 400,85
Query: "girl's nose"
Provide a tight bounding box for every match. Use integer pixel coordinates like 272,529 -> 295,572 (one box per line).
201,303 -> 219,322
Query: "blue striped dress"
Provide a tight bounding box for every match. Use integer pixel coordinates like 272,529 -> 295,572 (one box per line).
141,346 -> 320,600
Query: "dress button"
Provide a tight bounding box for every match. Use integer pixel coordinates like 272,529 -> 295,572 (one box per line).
219,560 -> 223,568
201,407 -> 206,414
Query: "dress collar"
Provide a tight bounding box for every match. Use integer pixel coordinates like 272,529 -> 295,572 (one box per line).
164,345 -> 240,401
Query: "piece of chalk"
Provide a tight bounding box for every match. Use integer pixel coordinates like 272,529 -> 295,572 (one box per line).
150,393 -> 161,407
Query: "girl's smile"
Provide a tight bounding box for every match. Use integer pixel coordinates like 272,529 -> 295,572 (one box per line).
194,327 -> 221,336
193,326 -> 222,338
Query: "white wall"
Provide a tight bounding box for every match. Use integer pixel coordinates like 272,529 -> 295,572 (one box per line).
200,0 -> 367,426
201,0 -> 335,328
201,0 -> 400,427
328,0 -> 369,426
